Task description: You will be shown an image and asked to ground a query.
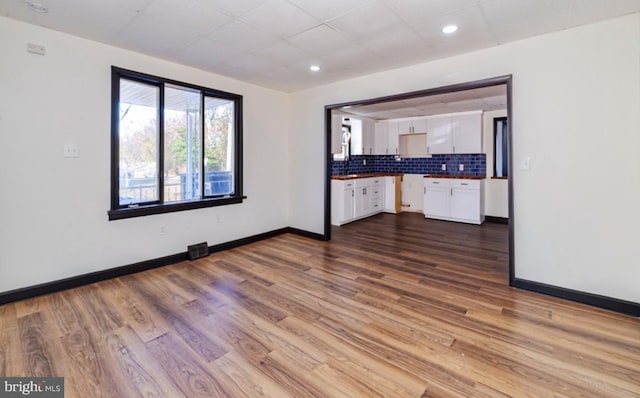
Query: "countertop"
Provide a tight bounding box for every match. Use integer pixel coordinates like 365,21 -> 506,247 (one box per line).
331,173 -> 403,180
423,174 -> 486,179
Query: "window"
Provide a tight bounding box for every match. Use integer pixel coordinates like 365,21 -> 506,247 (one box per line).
493,117 -> 509,178
109,67 -> 243,220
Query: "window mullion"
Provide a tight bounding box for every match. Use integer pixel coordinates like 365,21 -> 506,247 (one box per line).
200,93 -> 205,198
158,83 -> 165,203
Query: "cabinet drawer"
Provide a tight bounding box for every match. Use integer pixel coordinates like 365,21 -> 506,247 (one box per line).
451,180 -> 480,189
424,178 -> 450,187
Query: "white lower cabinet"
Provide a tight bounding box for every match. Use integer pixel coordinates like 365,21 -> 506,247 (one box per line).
423,178 -> 484,224
332,177 -> 386,226
331,180 -> 355,226
383,176 -> 400,214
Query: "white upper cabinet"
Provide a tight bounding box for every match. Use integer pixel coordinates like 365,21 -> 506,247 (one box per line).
331,113 -> 343,154
426,116 -> 453,154
398,117 -> 427,134
374,121 -> 389,155
452,112 -> 482,154
427,112 -> 482,154
387,120 -> 399,155
351,118 -> 375,155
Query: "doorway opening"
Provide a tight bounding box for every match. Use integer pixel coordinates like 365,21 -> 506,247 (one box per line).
324,75 -> 514,285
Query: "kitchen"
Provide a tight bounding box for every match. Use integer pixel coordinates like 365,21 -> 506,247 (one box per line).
330,84 -> 508,228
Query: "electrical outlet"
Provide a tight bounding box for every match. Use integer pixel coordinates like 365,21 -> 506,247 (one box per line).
63,144 -> 79,158
216,214 -> 221,224
363,159 -> 366,165
441,164 -> 446,171
459,164 -> 464,171
522,156 -> 531,171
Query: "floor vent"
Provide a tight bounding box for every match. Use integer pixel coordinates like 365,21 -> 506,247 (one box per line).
188,242 -> 209,260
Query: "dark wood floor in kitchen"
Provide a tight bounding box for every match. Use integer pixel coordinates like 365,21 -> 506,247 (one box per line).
1,213 -> 639,397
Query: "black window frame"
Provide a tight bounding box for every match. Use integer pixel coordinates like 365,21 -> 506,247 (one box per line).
493,116 -> 509,178
109,66 -> 244,221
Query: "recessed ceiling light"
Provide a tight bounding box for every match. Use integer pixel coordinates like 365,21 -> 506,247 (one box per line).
442,24 -> 458,34
26,1 -> 48,13
309,65 -> 320,72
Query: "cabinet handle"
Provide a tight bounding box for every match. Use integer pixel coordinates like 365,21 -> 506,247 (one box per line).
453,145 -> 456,153
461,183 -> 469,186
424,187 -> 426,194
352,190 -> 354,197
433,181 -> 439,184
450,188 -> 453,196
426,146 -> 430,154
396,147 -> 398,154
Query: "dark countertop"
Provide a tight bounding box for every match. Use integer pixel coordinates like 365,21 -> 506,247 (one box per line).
331,173 -> 403,180
424,174 -> 486,179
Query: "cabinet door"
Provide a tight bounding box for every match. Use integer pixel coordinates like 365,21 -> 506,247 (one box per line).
412,118 -> 427,134
452,113 -> 482,154
450,187 -> 480,222
365,119 -> 375,155
387,121 -> 399,155
355,186 -> 369,217
374,122 -> 388,155
343,188 -> 355,221
424,182 -> 450,219
398,120 -> 413,135
331,114 -> 343,154
383,176 -> 399,213
427,116 -> 452,154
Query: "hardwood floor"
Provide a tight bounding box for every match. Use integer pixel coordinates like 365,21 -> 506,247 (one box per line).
1,213 -> 639,397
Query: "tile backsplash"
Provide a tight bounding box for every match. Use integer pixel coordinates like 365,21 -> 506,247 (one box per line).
331,154 -> 486,177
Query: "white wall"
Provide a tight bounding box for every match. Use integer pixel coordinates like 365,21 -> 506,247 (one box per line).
0,17 -> 290,293
483,109 -> 509,218
289,14 -> 640,303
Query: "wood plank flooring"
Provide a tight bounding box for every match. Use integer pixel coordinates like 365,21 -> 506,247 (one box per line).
1,213 -> 639,397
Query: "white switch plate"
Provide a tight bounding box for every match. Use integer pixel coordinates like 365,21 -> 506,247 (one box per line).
27,43 -> 46,55
441,164 -> 446,171
522,156 -> 531,171
63,144 -> 79,158
459,164 -> 464,171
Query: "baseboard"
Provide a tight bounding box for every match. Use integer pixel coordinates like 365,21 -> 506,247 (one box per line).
513,278 -> 640,317
0,226 -> 319,306
287,227 -> 327,241
485,216 -> 509,224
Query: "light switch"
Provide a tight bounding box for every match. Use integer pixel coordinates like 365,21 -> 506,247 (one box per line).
63,144 -> 79,158
459,164 -> 464,171
441,164 -> 446,171
522,156 -> 531,171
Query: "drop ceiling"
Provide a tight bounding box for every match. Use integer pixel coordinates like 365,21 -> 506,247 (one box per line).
338,84 -> 507,120
2,0 -> 640,92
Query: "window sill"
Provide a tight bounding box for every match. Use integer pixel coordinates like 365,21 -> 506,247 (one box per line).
108,196 -> 246,221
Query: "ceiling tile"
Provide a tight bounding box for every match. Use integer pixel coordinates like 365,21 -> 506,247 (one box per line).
205,20 -> 278,53
383,0 -> 479,26
361,25 -> 430,60
287,0 -> 373,21
479,0 -> 572,44
197,0 -> 267,17
287,24 -> 352,56
119,14 -> 198,51
413,6 -> 496,57
254,41 -> 311,65
239,0 -> 320,39
328,1 -> 403,40
143,0 -> 231,37
568,0 -> 640,27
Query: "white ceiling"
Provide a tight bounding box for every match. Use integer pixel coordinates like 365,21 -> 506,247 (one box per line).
2,0 -> 640,92
339,84 -> 507,120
